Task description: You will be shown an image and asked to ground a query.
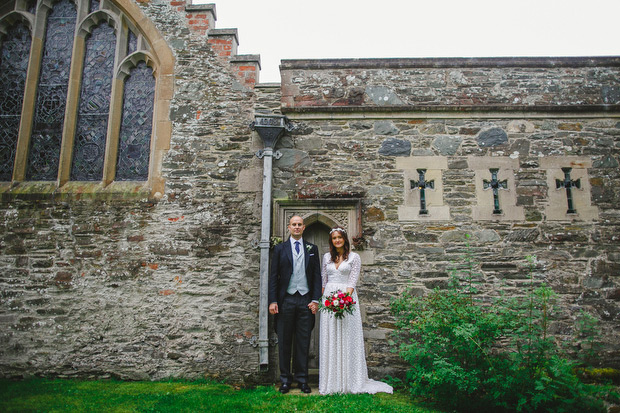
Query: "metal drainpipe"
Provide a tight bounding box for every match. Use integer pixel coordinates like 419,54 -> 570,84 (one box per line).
250,114 -> 292,370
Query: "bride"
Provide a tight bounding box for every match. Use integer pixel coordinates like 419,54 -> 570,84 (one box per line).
318,226 -> 393,395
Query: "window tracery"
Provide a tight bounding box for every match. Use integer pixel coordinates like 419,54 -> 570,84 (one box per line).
0,0 -> 164,191
71,21 -> 116,181
0,21 -> 31,181
26,0 -> 77,180
116,61 -> 155,181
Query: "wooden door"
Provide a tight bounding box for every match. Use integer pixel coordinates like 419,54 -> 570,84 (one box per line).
303,222 -> 330,370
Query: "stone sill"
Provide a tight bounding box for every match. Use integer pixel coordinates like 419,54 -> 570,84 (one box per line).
0,181 -> 153,202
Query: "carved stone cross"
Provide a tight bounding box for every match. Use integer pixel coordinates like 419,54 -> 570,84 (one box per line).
410,169 -> 434,215
483,168 -> 508,214
556,167 -> 580,214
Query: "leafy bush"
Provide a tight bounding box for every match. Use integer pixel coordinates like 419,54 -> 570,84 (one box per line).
390,243 -> 618,412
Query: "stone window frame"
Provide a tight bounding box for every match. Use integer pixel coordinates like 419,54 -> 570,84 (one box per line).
0,0 -> 174,200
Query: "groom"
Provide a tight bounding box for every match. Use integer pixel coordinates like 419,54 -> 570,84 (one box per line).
268,215 -> 321,394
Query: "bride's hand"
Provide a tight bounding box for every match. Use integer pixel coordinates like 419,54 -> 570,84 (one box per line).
308,302 -> 318,314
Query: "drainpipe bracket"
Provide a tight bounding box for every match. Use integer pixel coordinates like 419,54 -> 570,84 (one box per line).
250,238 -> 261,249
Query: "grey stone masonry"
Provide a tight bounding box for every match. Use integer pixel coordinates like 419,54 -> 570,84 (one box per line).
278,57 -> 620,372
0,1 -> 619,385
280,57 -> 620,110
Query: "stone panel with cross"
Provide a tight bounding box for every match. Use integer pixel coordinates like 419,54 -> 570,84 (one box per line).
469,156 -> 525,221
396,156 -> 450,221
541,157 -> 599,221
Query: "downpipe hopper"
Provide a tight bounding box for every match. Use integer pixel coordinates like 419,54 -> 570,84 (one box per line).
250,113 -> 293,149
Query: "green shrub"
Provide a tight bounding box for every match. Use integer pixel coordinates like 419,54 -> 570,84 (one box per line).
390,243 -> 618,412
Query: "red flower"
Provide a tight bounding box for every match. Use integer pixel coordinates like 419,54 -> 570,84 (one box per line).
319,289 -> 356,319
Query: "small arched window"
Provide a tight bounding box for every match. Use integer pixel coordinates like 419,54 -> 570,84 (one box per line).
0,0 -> 173,196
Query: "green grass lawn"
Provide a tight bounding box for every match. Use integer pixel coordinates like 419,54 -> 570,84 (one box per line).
0,378 -> 441,412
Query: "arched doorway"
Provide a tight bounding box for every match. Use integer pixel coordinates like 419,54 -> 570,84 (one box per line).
302,221 -> 331,371
271,199 -> 363,378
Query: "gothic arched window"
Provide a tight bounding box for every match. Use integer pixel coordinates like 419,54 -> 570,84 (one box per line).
27,0 -> 77,180
116,61 -> 155,181
71,21 -> 116,181
0,0 -> 172,195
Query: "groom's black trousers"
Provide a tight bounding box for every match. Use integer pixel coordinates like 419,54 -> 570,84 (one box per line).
277,291 -> 315,384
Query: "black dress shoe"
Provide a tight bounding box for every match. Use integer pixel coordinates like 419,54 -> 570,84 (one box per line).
279,383 -> 290,394
298,383 -> 311,394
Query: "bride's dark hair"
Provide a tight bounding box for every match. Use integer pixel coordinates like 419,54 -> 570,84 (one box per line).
328,226 -> 350,263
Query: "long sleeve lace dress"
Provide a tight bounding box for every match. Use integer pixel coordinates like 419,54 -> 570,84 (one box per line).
318,252 -> 393,395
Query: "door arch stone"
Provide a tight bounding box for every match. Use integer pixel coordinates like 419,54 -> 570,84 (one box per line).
273,198 -> 362,242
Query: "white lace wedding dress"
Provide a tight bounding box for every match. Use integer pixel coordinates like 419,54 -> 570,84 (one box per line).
319,252 -> 393,395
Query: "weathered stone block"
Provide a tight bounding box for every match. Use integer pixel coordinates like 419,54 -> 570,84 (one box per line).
593,155 -> 619,168
274,148 -> 311,170
366,86 -> 405,106
433,136 -> 462,155
477,127 -> 508,147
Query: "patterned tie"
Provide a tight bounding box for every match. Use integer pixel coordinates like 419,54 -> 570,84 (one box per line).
295,241 -> 300,255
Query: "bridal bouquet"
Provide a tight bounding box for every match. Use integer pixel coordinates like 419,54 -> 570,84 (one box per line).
320,289 -> 356,319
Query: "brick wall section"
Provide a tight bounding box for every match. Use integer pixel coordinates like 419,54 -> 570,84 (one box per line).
231,54 -> 261,88
169,0 -> 186,12
207,29 -> 238,58
280,57 -> 620,110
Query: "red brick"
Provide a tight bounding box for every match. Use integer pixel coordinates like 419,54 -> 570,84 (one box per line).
208,39 -> 231,45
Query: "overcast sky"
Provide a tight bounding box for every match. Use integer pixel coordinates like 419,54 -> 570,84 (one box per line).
195,0 -> 620,83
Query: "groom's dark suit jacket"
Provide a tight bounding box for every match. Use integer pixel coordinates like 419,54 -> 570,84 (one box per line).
268,238 -> 322,319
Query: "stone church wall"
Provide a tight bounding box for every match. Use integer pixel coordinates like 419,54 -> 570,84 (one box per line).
275,58 -> 620,370
0,0 -> 266,382
0,0 -> 619,383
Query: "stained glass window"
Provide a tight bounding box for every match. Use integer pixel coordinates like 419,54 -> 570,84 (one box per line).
26,0 -> 76,180
1,0 -> 159,186
127,30 -> 137,55
27,0 -> 37,14
89,0 -> 100,13
0,22 -> 32,181
116,62 -> 155,181
70,22 -> 116,181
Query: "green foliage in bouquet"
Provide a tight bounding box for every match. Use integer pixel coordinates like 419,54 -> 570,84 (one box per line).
390,238 -> 618,412
320,289 -> 356,319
